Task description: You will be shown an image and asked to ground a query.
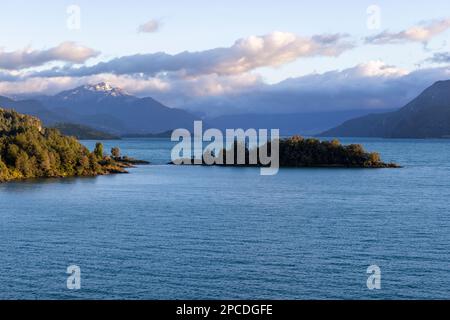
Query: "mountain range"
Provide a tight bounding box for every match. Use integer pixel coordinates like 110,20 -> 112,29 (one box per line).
321,80 -> 450,138
1,80 -> 449,138
0,82 -> 392,137
207,109 -> 394,135
0,82 -> 199,136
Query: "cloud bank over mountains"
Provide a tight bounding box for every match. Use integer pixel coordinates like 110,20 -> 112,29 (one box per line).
177,62 -> 450,116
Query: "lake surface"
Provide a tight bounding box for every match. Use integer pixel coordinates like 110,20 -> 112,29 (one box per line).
0,138 -> 449,299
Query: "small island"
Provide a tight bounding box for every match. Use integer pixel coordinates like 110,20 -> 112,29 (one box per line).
0,108 -> 148,183
171,136 -> 400,168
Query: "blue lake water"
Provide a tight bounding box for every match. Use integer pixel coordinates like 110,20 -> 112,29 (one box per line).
0,138 -> 449,299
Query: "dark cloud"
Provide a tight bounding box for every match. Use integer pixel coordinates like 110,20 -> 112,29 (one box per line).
427,52 -> 450,64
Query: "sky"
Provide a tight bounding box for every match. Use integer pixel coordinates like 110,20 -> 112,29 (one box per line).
0,0 -> 449,115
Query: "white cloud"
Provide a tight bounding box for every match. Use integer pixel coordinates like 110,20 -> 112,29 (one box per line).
138,19 -> 161,33
0,77 -> 79,96
0,42 -> 99,70
345,60 -> 408,77
31,32 -> 354,78
366,18 -> 450,44
0,74 -> 170,97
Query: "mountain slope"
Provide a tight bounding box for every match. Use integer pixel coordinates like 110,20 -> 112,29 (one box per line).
51,123 -> 120,140
321,80 -> 450,138
0,96 -> 66,125
36,82 -> 199,135
208,109 -> 394,135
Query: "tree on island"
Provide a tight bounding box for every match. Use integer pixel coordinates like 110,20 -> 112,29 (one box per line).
94,142 -> 104,159
188,135 -> 398,168
111,147 -> 121,159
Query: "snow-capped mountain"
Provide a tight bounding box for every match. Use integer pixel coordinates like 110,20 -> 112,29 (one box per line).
85,82 -> 122,94
26,82 -> 200,135
53,82 -> 134,103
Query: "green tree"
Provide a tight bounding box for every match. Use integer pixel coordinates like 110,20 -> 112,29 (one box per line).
15,151 -> 32,177
0,109 -> 137,183
5,144 -> 20,165
94,142 -> 104,159
0,158 -> 10,181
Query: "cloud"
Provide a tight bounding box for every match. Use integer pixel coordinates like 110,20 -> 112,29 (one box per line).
345,60 -> 408,77
0,42 -> 100,70
0,72 -> 262,105
0,70 -> 22,82
138,19 -> 161,33
31,32 -> 354,78
142,72 -> 264,108
178,62 -> 450,116
1,61 -> 449,119
0,74 -> 172,97
0,31 -> 352,101
0,76 -> 81,96
427,52 -> 450,64
366,19 -> 450,44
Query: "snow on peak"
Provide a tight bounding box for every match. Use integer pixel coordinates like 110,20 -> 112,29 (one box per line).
85,82 -> 114,92
55,82 -> 133,101
82,82 -> 129,96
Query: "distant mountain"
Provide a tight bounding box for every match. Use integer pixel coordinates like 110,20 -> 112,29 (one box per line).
0,96 -> 66,124
51,123 -> 120,140
207,109 -> 394,136
123,130 -> 173,138
321,80 -> 450,138
36,82 -> 199,135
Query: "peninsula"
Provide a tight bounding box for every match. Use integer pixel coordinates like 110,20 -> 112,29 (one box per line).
0,108 -> 148,183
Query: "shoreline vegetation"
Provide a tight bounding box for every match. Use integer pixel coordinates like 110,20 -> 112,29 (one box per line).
0,108 -> 149,183
170,136 -> 400,168
1,108 -> 399,183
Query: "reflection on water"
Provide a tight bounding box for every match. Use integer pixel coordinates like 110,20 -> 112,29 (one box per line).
0,176 -> 100,192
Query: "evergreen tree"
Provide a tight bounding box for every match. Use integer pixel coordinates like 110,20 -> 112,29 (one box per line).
94,142 -> 104,159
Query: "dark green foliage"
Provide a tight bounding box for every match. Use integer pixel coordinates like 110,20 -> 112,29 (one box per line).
277,136 -> 391,167
195,135 -> 398,168
94,142 -> 104,159
0,108 -> 122,182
